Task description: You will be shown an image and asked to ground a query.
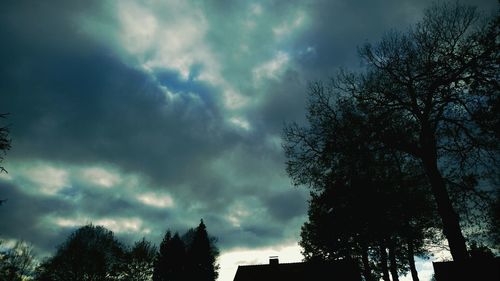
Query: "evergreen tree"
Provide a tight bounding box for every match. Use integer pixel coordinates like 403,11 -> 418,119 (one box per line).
186,220 -> 219,281
153,231 -> 186,281
154,220 -> 219,281
153,231 -> 171,281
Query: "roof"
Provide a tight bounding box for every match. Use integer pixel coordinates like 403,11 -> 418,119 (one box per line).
433,258 -> 500,281
233,260 -> 361,281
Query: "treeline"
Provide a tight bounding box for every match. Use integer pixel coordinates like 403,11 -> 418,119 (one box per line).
283,2 -> 498,281
0,220 -> 219,281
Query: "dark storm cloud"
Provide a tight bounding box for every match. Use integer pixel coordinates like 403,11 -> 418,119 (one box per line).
1,168 -> 180,255
0,180 -> 73,254
249,69 -> 308,133
291,0 -> 497,77
214,222 -> 288,250
265,190 -> 308,222
247,0 -> 498,150
0,0 -> 238,192
2,44 -> 231,186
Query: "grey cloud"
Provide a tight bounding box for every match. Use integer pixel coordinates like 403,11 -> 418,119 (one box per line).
291,0 -> 497,76
265,189 -> 308,222
1,174 -> 179,255
0,181 -> 73,255
1,8 -> 239,195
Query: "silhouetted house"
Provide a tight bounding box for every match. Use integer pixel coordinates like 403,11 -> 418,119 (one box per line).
233,257 -> 361,281
433,257 -> 500,281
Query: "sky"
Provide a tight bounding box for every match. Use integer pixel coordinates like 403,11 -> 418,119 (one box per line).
0,1 -> 497,281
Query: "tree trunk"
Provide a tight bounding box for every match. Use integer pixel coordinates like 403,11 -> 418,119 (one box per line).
407,239 -> 420,281
379,244 -> 390,281
421,150 -> 469,261
361,243 -> 374,281
388,241 -> 400,281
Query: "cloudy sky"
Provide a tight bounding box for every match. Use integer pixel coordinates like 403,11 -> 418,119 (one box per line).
0,0 -> 496,280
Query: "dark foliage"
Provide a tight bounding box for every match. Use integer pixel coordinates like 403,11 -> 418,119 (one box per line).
24,221 -> 218,281
284,4 -> 499,275
153,231 -> 186,281
289,92 -> 437,281
33,225 -> 159,281
353,2 -> 499,261
122,238 -> 157,281
153,219 -> 219,281
490,193 -> 500,251
185,220 -> 219,281
35,224 -> 126,281
0,240 -> 36,281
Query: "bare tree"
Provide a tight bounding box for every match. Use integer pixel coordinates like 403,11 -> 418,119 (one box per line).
351,3 -> 499,261
0,240 -> 36,281
284,2 -> 498,263
0,113 -> 11,205
0,113 -> 10,174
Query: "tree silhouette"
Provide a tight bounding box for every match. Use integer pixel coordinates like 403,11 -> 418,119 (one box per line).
0,113 -> 10,175
122,238 -> 156,281
491,193 -> 500,250
153,220 -> 219,281
0,113 -> 11,205
35,224 -> 126,281
185,220 -> 219,281
285,2 -> 498,264
0,240 -> 36,281
286,90 -> 438,280
153,231 -> 171,281
153,231 -> 186,281
352,2 -> 499,261
468,241 -> 495,260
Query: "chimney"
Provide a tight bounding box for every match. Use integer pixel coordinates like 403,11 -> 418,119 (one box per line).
269,256 -> 279,265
